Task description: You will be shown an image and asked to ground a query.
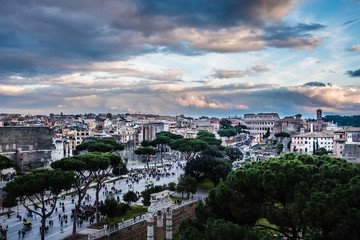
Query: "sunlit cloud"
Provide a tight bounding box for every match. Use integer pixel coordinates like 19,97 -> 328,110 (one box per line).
346,43 -> 360,52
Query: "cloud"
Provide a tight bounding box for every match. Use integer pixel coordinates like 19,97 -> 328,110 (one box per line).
134,0 -> 301,28
302,82 -> 326,87
174,94 -> 249,110
342,18 -> 358,26
264,23 -> 325,50
0,0 -> 324,76
346,43 -> 360,52
287,85 -> 360,108
321,69 -> 336,74
346,69 -> 360,77
209,63 -> 270,79
0,80 -> 359,117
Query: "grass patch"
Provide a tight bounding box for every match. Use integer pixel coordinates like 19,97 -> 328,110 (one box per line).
198,178 -> 214,190
101,205 -> 147,225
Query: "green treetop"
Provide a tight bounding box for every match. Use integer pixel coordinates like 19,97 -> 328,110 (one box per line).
170,138 -> 208,161
134,147 -> 156,169
196,131 -> 222,146
0,155 -> 15,170
4,169 -> 74,240
76,139 -> 124,152
180,154 -> 360,240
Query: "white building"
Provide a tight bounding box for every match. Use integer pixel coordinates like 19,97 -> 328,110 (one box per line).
291,132 -> 334,154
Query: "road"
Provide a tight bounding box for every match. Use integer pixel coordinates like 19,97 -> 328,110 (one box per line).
1,160 -> 184,240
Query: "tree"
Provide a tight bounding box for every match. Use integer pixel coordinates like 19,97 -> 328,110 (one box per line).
225,147 -> 243,162
99,193 -> 129,220
220,119 -> 233,129
76,139 -> 124,152
123,191 -> 139,205
202,145 -> 225,158
196,131 -> 222,146
151,135 -> 171,166
218,129 -> 237,146
141,140 -> 152,147
51,153 -> 105,238
180,154 -> 360,240
0,155 -> 15,170
155,131 -> 183,140
134,147 -> 156,169
185,155 -> 232,186
314,147 -> 328,156
91,152 -> 127,224
170,138 -> 208,161
234,124 -> 248,134
168,182 -> 176,191
176,174 -> 197,199
275,132 -> 290,138
3,169 -> 74,240
263,128 -> 270,139
151,131 -> 183,165
141,185 -> 165,206
275,143 -> 283,155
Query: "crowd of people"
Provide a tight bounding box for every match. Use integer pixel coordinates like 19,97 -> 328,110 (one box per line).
6,161 -> 183,239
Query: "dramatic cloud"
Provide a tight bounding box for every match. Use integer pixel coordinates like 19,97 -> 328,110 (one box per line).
0,0 -> 323,76
0,0 -> 358,117
264,23 -> 325,50
346,69 -> 360,77
287,85 -> 360,109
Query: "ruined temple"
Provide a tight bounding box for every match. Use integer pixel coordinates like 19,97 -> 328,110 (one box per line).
0,127 -> 55,172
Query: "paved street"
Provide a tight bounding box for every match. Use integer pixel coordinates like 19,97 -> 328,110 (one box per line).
1,160 -> 185,240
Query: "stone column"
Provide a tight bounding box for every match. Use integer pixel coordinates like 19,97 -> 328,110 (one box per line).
166,207 -> 173,240
147,214 -> 155,240
157,210 -> 163,227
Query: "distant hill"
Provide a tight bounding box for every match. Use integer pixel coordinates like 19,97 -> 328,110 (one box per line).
323,115 -> 360,127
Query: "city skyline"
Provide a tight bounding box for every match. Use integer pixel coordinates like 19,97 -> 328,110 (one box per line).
0,0 -> 359,118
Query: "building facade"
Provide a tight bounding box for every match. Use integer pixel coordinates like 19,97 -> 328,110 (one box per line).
0,126 -> 55,172
244,113 -> 280,136
333,128 -> 360,162
291,131 -> 334,154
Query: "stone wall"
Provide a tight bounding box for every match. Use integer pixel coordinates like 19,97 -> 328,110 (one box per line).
99,201 -> 198,240
343,144 -> 360,163
0,127 -> 55,171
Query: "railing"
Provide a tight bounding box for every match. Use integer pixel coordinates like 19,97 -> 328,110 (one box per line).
86,199 -> 202,240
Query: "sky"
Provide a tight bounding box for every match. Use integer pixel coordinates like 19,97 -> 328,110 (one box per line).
0,0 -> 359,118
